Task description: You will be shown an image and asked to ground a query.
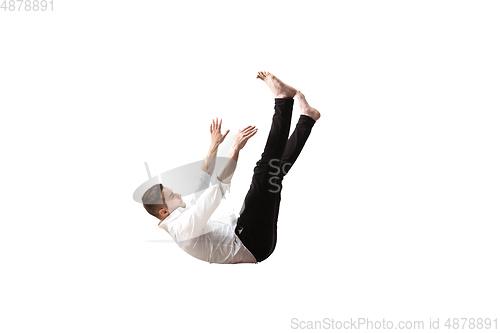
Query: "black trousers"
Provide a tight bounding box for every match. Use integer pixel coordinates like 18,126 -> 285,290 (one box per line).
235,98 -> 316,262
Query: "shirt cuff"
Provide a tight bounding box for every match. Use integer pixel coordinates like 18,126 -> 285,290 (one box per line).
196,170 -> 212,185
214,175 -> 231,193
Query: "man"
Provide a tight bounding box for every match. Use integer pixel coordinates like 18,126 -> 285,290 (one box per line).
142,71 -> 320,264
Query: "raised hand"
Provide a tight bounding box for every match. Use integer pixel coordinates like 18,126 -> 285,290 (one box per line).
232,125 -> 258,150
210,117 -> 230,147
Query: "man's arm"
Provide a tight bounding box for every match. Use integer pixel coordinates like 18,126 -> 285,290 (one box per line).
200,143 -> 218,177
174,125 -> 258,240
216,147 -> 239,184
217,125 -> 258,184
177,181 -> 230,240
200,117 -> 229,176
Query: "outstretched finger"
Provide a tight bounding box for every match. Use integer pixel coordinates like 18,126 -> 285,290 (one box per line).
244,128 -> 258,138
242,125 -> 256,133
244,127 -> 257,135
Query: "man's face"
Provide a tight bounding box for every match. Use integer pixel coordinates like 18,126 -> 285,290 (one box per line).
162,186 -> 186,213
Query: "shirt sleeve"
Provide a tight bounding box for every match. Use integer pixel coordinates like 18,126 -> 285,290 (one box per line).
191,170 -> 212,203
176,175 -> 231,239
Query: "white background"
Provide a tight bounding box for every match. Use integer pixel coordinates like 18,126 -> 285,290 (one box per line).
1,1 -> 499,332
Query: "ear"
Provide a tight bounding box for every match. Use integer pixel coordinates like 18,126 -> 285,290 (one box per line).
159,206 -> 170,217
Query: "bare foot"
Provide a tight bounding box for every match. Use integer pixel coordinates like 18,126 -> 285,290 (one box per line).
256,71 -> 297,98
296,91 -> 321,121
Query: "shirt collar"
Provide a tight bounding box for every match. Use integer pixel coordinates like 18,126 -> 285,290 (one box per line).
158,204 -> 188,227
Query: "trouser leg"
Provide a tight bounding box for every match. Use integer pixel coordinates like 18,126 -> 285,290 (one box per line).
279,114 -> 317,178
236,102 -> 317,262
235,98 -> 293,262
268,115 -> 316,255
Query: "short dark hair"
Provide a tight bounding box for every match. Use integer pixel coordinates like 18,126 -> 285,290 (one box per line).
142,184 -> 165,219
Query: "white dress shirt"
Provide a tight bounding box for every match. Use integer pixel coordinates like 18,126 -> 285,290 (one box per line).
158,170 -> 257,264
